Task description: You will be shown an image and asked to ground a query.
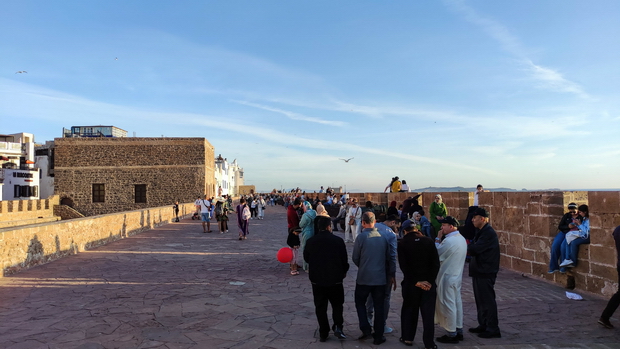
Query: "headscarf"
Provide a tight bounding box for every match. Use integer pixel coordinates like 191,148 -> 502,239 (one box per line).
302,201 -> 313,212
316,203 -> 329,217
390,200 -> 397,207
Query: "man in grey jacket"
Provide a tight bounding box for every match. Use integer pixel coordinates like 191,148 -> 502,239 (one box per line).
353,212 -> 396,345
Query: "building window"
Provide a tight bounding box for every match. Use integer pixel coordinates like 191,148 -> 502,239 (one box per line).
135,184 -> 147,203
14,185 -> 38,197
92,184 -> 105,202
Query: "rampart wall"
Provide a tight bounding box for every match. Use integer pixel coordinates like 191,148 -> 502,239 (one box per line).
0,202 -> 195,277
0,196 -> 61,229
300,190 -> 618,297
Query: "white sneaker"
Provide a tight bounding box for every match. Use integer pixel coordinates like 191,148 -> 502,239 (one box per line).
559,259 -> 574,267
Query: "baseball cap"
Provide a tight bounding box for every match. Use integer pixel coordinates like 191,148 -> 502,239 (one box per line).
438,216 -> 459,227
402,220 -> 416,231
471,207 -> 489,218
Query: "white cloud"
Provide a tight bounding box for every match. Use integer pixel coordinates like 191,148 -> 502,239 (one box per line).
231,100 -> 347,127
444,0 -> 590,99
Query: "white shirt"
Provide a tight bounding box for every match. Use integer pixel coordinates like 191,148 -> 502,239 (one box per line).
199,199 -> 211,213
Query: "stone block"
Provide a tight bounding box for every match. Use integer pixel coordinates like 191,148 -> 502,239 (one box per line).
506,240 -> 523,258
588,245 -> 617,265
521,248 -> 536,261
524,236 -> 548,253
526,202 -> 541,215
590,263 -> 619,281
506,192 -> 530,207
599,213 -> 620,230
543,205 -> 565,217
585,276 -> 610,295
499,254 -> 512,269
532,261 -> 548,276
588,191 -> 620,214
504,207 -> 526,234
512,258 -> 532,274
528,215 -> 555,237
542,192 -> 564,206
488,206 -> 504,231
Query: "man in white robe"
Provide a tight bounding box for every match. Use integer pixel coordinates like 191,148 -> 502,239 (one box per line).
434,216 -> 468,343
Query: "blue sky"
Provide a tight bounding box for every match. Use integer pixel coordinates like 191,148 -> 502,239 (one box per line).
2,0 -> 619,192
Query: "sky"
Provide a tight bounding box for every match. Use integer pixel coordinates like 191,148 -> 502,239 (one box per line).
2,0 -> 620,193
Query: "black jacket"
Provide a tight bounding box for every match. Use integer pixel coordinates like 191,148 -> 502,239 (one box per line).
468,223 -> 500,278
397,233 -> 440,285
304,230 -> 349,286
557,212 -> 574,233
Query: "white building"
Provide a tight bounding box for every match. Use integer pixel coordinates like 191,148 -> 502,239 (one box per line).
214,155 -> 244,198
0,133 -> 40,200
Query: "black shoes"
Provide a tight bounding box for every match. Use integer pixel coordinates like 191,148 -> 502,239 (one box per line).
456,333 -> 464,341
598,317 -> 614,329
436,334 -> 459,343
358,332 -> 372,340
478,331 -> 501,338
332,325 -> 346,339
373,336 -> 386,345
468,326 -> 486,333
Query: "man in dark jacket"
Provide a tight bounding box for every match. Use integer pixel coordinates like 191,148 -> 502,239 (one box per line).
398,219 -> 440,348
468,207 -> 501,338
304,215 -> 350,342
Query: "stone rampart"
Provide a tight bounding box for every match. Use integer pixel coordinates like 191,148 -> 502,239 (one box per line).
0,196 -> 60,229
0,202 -> 195,277
289,190 -> 618,297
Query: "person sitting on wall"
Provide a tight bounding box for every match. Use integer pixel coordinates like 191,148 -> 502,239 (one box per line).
548,203 -> 579,273
559,204 -> 590,270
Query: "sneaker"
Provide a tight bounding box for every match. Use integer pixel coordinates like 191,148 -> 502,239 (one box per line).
559,259 -> 574,267
548,269 -> 558,274
384,326 -> 393,334
598,318 -> 614,329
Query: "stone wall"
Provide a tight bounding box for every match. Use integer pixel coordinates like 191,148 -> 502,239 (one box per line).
288,190 -> 618,297
0,202 -> 195,277
53,205 -> 85,220
0,196 -> 60,229
54,137 -> 215,216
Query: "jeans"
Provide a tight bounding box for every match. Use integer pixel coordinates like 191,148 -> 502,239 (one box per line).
355,284 -> 386,340
549,231 -> 566,271
561,236 -> 590,266
365,280 -> 392,327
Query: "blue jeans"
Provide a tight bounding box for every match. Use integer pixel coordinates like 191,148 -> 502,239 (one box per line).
561,236 -> 590,266
549,232 -> 566,271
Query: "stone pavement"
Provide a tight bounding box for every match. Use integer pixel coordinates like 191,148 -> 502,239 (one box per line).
0,205 -> 618,349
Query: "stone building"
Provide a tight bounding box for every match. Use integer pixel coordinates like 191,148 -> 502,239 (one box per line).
54,137 -> 215,216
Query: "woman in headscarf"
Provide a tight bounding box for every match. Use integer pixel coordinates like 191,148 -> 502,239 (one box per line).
430,194 -> 448,238
299,201 -> 317,272
387,200 -> 399,217
236,198 -> 251,240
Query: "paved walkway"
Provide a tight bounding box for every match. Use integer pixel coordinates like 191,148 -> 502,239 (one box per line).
0,205 -> 618,349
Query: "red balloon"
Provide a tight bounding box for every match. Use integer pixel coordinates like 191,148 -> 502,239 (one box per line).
277,247 -> 293,263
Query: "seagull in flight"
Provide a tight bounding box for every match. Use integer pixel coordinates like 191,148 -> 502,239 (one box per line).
15,71 -> 27,74
339,157 -> 354,163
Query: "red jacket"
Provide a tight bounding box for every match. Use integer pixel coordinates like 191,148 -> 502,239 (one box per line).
287,205 -> 300,229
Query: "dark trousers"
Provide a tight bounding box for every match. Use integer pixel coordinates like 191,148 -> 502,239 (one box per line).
355,283 -> 386,340
472,276 -> 499,333
601,268 -> 620,320
312,283 -> 345,337
401,282 -> 436,348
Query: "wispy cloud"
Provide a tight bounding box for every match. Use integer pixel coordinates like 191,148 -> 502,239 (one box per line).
444,0 -> 590,99
231,100 -> 347,127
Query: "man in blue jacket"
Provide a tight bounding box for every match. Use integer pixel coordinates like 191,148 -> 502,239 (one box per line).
353,212 -> 396,345
468,207 -> 501,338
304,216 -> 349,342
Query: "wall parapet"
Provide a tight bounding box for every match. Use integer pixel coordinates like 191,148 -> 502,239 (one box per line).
0,202 -> 195,277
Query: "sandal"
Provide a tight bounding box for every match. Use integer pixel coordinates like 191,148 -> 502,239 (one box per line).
399,338 -> 413,346
290,270 -> 299,275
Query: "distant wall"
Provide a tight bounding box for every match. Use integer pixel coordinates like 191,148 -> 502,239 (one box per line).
0,202 -> 195,277
0,196 -> 60,229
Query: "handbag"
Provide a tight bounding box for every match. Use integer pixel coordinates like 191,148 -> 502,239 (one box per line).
349,208 -> 358,225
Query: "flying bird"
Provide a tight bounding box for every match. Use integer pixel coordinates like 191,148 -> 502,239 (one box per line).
339,157 -> 354,163
15,71 -> 27,74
